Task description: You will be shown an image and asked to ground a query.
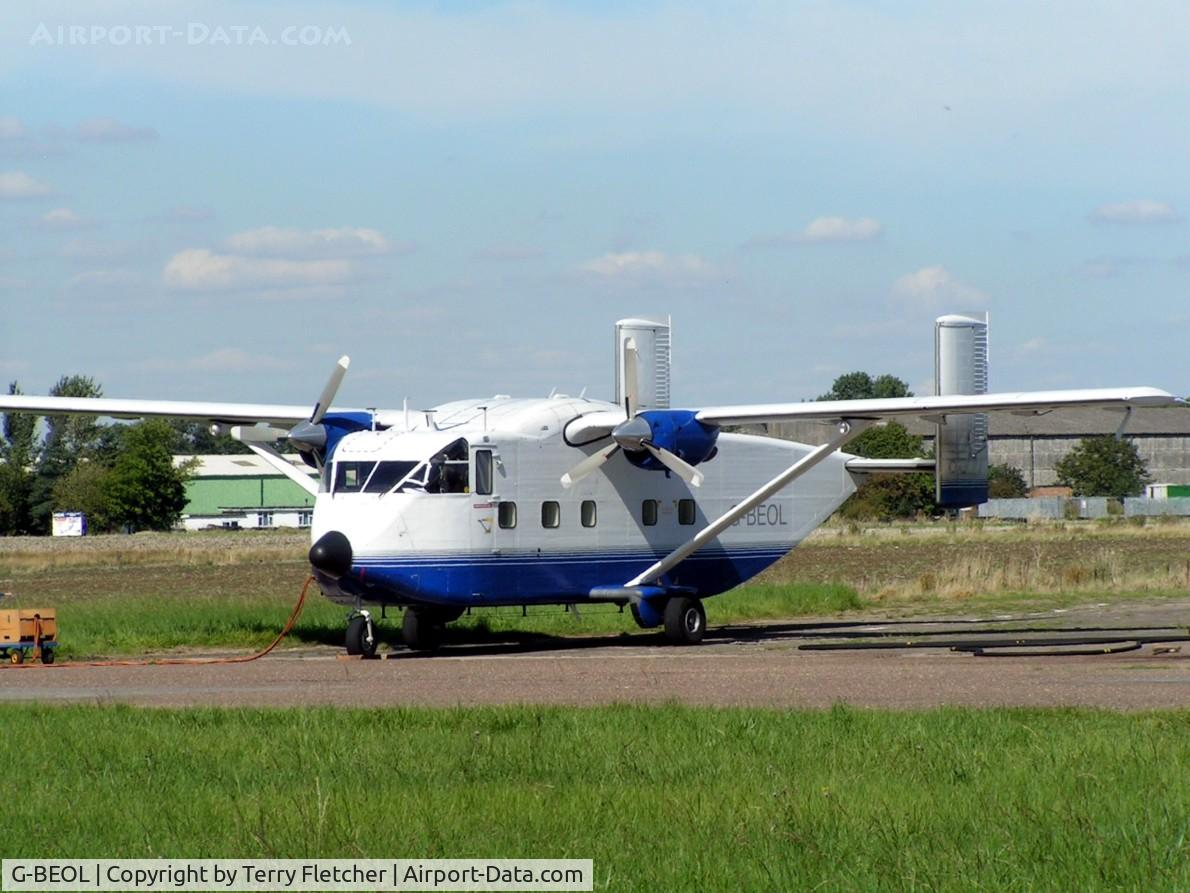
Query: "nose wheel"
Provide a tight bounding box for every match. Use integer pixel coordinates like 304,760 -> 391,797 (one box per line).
345,611 -> 377,658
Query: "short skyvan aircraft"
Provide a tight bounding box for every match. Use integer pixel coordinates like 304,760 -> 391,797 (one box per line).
0,314 -> 1180,655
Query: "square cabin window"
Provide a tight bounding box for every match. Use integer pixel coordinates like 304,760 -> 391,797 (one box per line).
541,500 -> 561,529
581,500 -> 597,528
642,499 -> 659,526
678,499 -> 696,525
498,501 -> 517,529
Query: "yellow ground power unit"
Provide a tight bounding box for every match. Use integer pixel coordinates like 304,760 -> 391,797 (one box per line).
0,609 -> 58,665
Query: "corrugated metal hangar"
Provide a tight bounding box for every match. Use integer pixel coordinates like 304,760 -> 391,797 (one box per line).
174,455 -> 316,531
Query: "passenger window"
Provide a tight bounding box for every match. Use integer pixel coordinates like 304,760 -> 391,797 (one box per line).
498,501 -> 517,529
581,500 -> 597,528
475,450 -> 493,495
642,499 -> 658,526
541,501 -> 560,529
334,461 -> 376,493
678,499 -> 696,525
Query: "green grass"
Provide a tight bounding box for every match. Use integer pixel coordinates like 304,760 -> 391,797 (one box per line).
2,704 -> 1188,891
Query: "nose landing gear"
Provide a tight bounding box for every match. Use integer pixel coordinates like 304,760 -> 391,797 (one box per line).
345,610 -> 377,658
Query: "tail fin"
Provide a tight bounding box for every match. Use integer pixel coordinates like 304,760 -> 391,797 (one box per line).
934,313 -> 989,507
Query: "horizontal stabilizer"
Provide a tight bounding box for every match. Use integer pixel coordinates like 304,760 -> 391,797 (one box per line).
845,457 -> 936,474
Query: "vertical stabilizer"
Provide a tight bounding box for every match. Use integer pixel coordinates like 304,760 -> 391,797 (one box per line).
614,317 -> 671,411
934,313 -> 989,507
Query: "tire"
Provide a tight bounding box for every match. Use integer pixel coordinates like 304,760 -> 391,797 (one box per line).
402,607 -> 446,652
630,603 -> 649,629
41,648 -> 54,665
345,615 -> 377,658
10,649 -> 24,665
663,597 -> 706,645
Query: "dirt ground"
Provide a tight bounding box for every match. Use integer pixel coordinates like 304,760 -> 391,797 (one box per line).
4,599 -> 1188,710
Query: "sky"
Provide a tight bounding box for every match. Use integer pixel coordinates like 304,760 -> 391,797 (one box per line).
0,1 -> 1187,412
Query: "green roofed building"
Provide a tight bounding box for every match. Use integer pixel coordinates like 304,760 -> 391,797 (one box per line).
173,454 -> 318,531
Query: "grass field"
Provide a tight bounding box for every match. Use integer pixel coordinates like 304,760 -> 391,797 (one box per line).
2,704 -> 1187,891
2,521 -> 1189,657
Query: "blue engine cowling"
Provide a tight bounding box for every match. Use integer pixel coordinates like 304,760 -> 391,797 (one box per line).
623,409 -> 719,472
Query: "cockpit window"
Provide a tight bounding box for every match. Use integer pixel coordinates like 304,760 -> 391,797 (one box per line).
334,461 -> 376,493
363,460 -> 419,494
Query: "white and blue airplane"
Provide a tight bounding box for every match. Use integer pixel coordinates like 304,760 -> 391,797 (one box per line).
0,314 -> 1180,655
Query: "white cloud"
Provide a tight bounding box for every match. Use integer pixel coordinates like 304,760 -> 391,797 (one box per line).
0,170 -> 52,198
581,250 -> 713,277
75,117 -> 157,142
225,226 -> 406,258
746,216 -> 883,248
39,207 -> 93,230
799,216 -> 883,242
163,248 -> 355,290
1089,200 -> 1179,225
1019,337 -> 1046,352
892,266 -> 988,309
0,117 -> 25,139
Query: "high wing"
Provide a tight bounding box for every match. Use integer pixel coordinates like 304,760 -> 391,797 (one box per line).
0,356 -> 360,498
0,395 -> 318,426
695,386 -> 1182,427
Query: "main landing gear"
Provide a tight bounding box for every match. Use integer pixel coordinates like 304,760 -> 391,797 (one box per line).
631,596 -> 707,645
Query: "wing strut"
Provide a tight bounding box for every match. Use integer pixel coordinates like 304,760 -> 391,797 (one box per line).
624,419 -> 872,587
241,442 -> 320,497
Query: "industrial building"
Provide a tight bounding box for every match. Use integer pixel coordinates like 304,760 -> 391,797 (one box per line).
174,454 -> 317,531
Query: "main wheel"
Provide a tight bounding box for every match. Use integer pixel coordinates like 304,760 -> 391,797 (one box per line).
345,614 -> 377,658
630,603 -> 650,629
40,648 -> 54,665
402,607 -> 446,652
663,597 -> 706,645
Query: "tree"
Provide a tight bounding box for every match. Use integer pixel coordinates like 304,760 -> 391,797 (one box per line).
0,381 -> 36,534
818,372 -> 912,402
169,419 -> 251,455
103,420 -> 195,532
29,375 -> 104,532
816,373 -> 933,519
1055,436 -> 1150,498
988,463 -> 1028,499
52,461 -> 114,532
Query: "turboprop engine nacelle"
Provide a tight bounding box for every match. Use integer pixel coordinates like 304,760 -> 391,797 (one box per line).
621,409 -> 719,472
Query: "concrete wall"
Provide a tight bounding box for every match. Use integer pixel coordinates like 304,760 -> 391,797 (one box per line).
989,435 -> 1190,488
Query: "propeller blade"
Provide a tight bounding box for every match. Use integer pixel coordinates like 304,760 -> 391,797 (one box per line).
310,355 -> 350,424
623,337 -> 639,417
643,443 -> 704,487
560,443 -> 620,488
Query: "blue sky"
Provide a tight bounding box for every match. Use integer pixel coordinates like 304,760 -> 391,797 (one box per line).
0,1 -> 1187,410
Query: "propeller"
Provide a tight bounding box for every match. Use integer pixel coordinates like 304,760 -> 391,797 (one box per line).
561,339 -> 704,489
286,356 -> 350,460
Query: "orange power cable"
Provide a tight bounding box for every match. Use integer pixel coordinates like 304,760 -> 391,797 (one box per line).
8,576 -> 314,670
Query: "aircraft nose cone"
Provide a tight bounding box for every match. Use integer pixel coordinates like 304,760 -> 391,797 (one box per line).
309,530 -> 353,579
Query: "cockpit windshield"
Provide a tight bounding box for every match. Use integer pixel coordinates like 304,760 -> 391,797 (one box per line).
331,438 -> 470,495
